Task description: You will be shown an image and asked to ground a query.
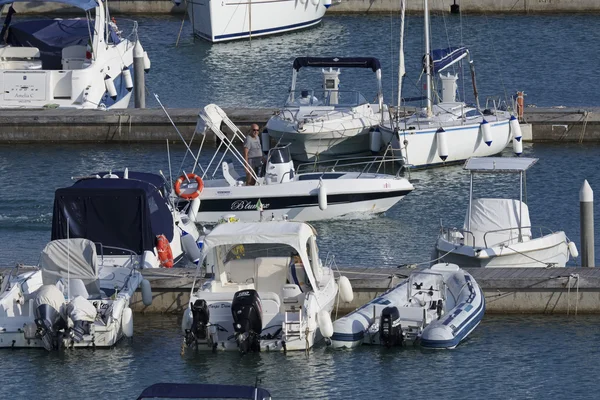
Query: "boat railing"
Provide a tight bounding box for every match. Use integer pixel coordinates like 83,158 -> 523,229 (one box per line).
442,225 -> 556,248
481,226 -> 556,248
96,244 -> 138,268
295,155 -> 403,178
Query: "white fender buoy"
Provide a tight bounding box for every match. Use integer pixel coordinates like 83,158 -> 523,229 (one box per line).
338,276 -> 354,303
104,75 -> 117,100
121,307 -> 134,337
299,0 -> 306,4
480,119 -> 492,146
122,67 -> 133,92
318,181 -> 327,211
143,51 -> 151,73
141,279 -> 152,306
188,197 -> 200,223
261,128 -> 270,154
568,241 -> 579,259
181,230 -> 201,264
510,115 -> 522,141
317,310 -> 334,339
311,0 -> 319,6
513,137 -> 523,156
369,128 -> 381,154
323,0 -> 332,7
181,307 -> 193,333
436,128 -> 448,161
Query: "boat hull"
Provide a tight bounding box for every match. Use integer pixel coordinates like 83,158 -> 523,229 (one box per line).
380,118 -> 511,169
188,0 -> 327,43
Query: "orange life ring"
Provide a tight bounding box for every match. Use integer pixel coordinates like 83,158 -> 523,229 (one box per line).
174,173 -> 204,200
156,234 -> 174,268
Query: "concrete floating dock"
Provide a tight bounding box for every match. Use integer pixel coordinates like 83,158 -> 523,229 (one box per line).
2,266 -> 599,314
0,107 -> 598,143
10,0 -> 600,15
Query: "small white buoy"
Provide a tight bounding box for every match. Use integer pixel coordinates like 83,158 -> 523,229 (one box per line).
317,310 -> 334,339
181,307 -> 193,333
318,181 -> 328,211
104,75 -> 117,100
568,241 -> 579,259
323,0 -> 332,8
121,307 -> 134,337
143,51 -> 151,73
369,128 -> 381,154
513,137 -> 523,156
124,168 -> 129,179
181,231 -> 201,264
311,0 -> 319,5
338,275 -> 354,303
261,128 -> 270,154
141,279 -> 152,306
480,119 -> 492,146
510,115 -> 522,142
122,67 -> 133,92
436,128 -> 448,161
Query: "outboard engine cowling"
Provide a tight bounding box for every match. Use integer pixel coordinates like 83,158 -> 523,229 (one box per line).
231,290 -> 263,353
379,306 -> 403,347
34,285 -> 67,351
185,299 -> 210,347
264,146 -> 294,185
66,296 -> 97,343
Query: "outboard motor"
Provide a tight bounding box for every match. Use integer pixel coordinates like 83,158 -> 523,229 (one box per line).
264,146 -> 294,185
66,296 -> 97,343
34,285 -> 67,351
185,299 -> 210,347
379,306 -> 403,347
231,290 -> 263,353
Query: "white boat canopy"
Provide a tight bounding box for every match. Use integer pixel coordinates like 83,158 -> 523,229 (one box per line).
203,221 -> 316,253
464,157 -> 538,173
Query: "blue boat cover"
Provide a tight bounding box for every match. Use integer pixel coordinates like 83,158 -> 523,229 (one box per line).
136,383 -> 271,399
293,57 -> 381,72
0,0 -> 98,11
51,174 -> 174,256
6,19 -> 91,69
430,47 -> 469,73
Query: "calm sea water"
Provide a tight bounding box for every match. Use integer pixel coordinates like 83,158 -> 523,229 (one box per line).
1,13 -> 600,399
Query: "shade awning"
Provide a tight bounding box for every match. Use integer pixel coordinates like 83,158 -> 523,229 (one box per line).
0,0 -> 98,11
292,57 -> 381,72
464,157 -> 538,173
136,383 -> 271,400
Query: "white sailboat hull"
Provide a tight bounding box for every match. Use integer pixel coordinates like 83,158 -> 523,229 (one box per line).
188,0 -> 328,43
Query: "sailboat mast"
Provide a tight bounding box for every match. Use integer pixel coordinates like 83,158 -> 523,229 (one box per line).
397,0 -> 406,112
424,0 -> 433,117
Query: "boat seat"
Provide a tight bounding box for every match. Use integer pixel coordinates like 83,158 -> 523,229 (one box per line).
399,306 -> 426,327
0,46 -> 41,60
62,45 -> 86,70
222,162 -> 243,186
255,257 -> 290,295
464,198 -> 532,248
225,259 -> 256,284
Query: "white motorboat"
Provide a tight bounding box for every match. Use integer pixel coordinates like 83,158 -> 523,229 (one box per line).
379,0 -> 517,169
181,220 -> 353,353
435,157 -> 579,268
266,57 -> 389,162
185,0 -> 335,43
0,0 -> 150,109
173,104 -> 413,223
0,238 -> 152,350
53,170 -> 204,268
330,263 -> 485,349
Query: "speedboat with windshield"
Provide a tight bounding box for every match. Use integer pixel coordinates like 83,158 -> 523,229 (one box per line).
435,157 -> 578,268
379,0 -> 518,169
181,220 -> 353,353
0,0 -> 150,109
171,103 -> 413,223
266,57 -> 389,162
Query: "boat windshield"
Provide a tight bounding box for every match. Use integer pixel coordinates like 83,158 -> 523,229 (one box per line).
285,90 -> 368,108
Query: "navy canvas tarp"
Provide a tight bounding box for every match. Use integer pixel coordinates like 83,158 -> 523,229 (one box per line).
136,383 -> 271,399
51,177 -> 174,255
0,0 -> 98,11
426,47 -> 470,74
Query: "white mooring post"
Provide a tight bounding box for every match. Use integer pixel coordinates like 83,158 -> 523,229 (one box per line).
580,180 -> 595,267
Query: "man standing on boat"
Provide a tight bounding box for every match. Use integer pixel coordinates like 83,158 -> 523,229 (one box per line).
244,124 -> 265,186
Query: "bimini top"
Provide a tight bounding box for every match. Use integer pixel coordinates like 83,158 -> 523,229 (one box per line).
52,175 -> 174,255
0,0 -> 98,11
203,221 -> 316,252
136,383 -> 271,400
464,157 -> 538,173
293,57 -> 381,72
